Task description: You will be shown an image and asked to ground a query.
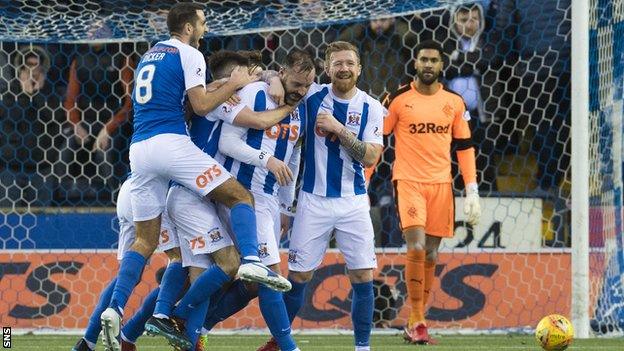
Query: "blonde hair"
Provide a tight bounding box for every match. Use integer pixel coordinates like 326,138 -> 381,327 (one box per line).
324,41 -> 360,65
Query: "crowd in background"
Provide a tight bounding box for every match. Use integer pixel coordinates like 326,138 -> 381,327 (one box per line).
0,0 -> 571,246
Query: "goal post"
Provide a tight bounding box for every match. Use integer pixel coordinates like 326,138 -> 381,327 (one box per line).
571,0 -> 589,339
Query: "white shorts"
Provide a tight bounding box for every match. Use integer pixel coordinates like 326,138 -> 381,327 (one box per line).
288,192 -> 377,272
116,179 -> 179,260
129,133 -> 232,222
166,185 -> 233,269
220,191 -> 282,266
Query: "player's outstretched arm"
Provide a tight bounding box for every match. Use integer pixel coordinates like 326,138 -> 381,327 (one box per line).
187,66 -> 259,116
232,105 -> 295,130
219,122 -> 269,168
260,70 -> 285,106
218,122 -> 294,186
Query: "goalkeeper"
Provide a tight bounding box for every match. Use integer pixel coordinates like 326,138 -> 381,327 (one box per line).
382,40 -> 481,345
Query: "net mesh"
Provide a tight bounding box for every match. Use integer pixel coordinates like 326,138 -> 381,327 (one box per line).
0,0 -> 448,42
0,0 -> 618,335
588,0 -> 624,334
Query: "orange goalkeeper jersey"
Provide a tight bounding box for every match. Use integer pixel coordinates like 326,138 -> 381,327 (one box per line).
384,82 -> 472,184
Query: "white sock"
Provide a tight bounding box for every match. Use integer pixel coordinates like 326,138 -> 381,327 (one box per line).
243,255 -> 260,262
153,313 -> 169,319
355,346 -> 370,351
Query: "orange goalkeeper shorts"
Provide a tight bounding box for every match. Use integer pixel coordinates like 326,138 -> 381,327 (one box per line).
394,180 -> 454,237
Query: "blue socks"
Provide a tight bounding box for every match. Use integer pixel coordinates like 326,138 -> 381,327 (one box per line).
283,279 -> 307,324
259,285 -> 297,351
173,265 -> 230,320
351,281 -> 374,347
84,278 -> 116,344
184,300 -> 209,346
230,203 -> 259,260
109,250 -> 146,313
121,287 -> 159,343
204,279 -> 256,330
153,262 -> 187,317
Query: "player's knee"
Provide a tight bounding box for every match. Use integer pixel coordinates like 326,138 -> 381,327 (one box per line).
425,248 -> 438,262
218,259 -> 239,278
348,269 -> 373,284
232,187 -> 254,207
132,237 -> 159,256
289,271 -> 313,283
189,266 -> 206,283
165,247 -> 182,262
410,242 -> 426,251
213,246 -> 240,278
404,226 -> 426,251
211,179 -> 255,208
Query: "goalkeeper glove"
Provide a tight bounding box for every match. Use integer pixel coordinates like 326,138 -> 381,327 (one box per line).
463,183 -> 481,226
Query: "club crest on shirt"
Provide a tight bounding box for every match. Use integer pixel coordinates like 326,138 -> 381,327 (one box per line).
347,111 -> 361,126
208,228 -> 223,243
442,103 -> 454,119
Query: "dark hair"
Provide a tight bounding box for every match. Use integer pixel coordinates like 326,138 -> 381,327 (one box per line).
414,40 -> 445,59
325,41 -> 360,64
208,50 -> 263,80
167,3 -> 204,35
456,3 -> 482,14
283,48 -> 315,73
239,50 -> 263,68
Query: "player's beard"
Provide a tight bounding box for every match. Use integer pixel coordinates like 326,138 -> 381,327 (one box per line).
190,29 -> 202,48
417,69 -> 439,85
285,92 -> 303,106
333,71 -> 357,93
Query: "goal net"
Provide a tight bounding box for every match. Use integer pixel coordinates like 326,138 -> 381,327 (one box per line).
0,0 -> 620,335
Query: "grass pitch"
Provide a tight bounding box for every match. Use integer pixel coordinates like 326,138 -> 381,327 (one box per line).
11,333 -> 624,351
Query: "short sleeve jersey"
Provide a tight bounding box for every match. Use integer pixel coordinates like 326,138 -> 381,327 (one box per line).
216,82 -> 306,196
131,39 -> 206,143
302,83 -> 385,197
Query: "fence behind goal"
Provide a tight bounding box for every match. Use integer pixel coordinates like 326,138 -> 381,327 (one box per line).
0,0 -> 622,334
